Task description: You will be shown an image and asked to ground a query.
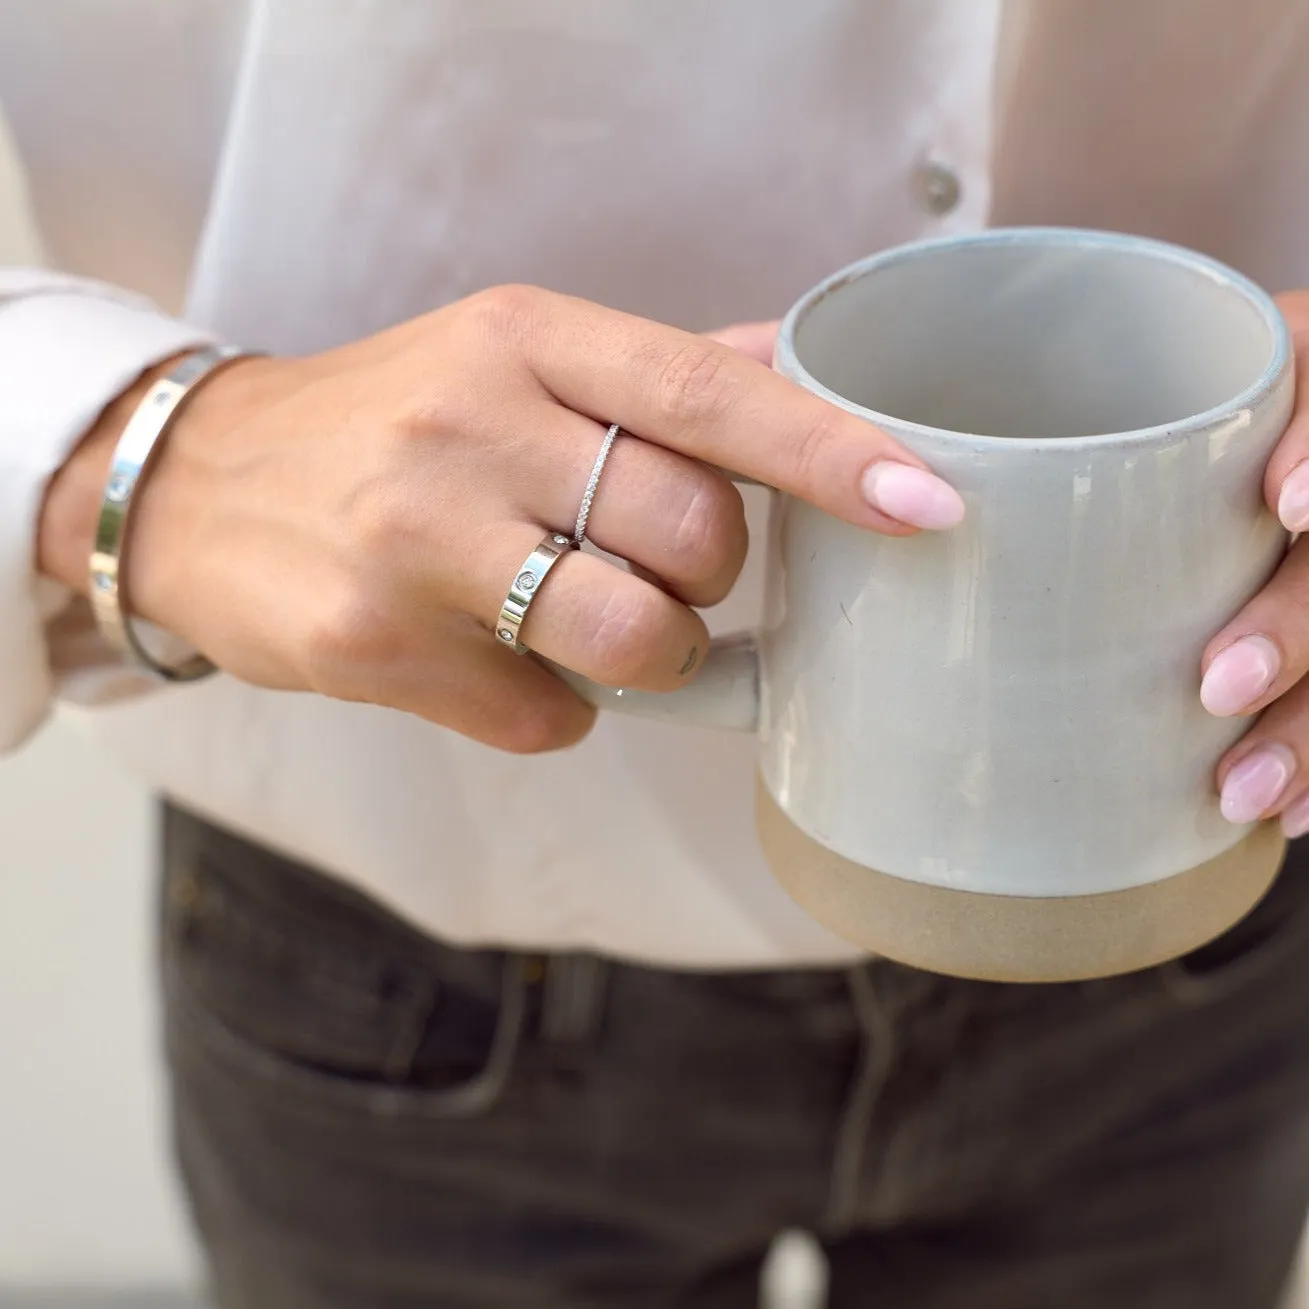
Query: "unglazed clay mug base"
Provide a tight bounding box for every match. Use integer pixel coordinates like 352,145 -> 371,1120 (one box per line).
756,775 -> 1285,982
562,229 -> 1295,982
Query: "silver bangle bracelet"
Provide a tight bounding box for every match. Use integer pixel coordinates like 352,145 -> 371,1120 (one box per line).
89,344 -> 252,682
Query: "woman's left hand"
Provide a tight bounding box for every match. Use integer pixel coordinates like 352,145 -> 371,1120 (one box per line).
1202,292 -> 1309,837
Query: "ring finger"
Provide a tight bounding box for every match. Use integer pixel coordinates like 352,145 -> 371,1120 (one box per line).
1201,535 -> 1309,720
1214,674 -> 1309,835
462,520 -> 711,691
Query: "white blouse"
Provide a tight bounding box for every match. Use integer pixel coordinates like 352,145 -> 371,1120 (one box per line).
4,0 -> 1309,966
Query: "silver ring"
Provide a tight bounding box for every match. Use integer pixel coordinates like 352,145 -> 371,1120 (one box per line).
573,423 -> 621,547
495,532 -> 576,654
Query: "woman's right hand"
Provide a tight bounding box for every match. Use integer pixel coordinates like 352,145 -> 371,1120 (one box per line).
42,285 -> 964,753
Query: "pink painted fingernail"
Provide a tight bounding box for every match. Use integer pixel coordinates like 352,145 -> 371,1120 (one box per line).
1200,635 -> 1280,717
1219,744 -> 1296,825
861,463 -> 965,531
1277,460 -> 1309,532
1281,792 -> 1309,839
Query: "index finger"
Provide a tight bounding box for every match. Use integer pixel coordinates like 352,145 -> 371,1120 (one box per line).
524,289 -> 965,536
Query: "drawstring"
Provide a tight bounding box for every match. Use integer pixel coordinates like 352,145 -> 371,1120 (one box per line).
825,965 -> 895,1233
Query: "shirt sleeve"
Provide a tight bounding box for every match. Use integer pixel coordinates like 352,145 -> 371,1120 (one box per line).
0,270 -> 218,753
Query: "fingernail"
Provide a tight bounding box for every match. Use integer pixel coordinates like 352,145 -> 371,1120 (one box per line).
861,463 -> 965,531
1278,460 -> 1309,531
1200,635 -> 1280,717
1281,792 -> 1309,839
1219,744 -> 1296,824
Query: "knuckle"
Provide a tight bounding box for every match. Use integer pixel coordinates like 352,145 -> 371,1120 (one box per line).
300,579 -> 398,697
496,698 -> 589,755
461,283 -> 545,345
666,476 -> 746,580
585,585 -> 670,685
654,338 -> 737,424
403,377 -> 478,440
787,409 -> 846,489
348,480 -> 422,564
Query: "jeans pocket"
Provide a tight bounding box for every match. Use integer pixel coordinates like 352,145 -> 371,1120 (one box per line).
160,806 -> 516,1119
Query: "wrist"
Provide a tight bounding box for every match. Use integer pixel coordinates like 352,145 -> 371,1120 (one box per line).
36,352 -> 286,623
117,352 -> 290,638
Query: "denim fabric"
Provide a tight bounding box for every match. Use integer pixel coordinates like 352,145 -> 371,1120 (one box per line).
160,804 -> 1309,1308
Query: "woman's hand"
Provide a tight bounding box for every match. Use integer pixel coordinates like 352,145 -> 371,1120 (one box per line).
1202,291 -> 1309,835
43,286 -> 963,753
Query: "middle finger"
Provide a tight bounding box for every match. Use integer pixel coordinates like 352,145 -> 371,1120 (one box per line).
1200,534 -> 1309,720
508,406 -> 749,607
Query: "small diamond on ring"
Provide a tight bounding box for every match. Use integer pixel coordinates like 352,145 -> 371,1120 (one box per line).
106,475 -> 131,503
93,571 -> 113,592
552,534 -> 570,546
497,628 -> 515,643
516,572 -> 537,592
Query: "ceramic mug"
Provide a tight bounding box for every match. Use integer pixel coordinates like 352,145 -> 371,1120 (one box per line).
567,228 -> 1294,982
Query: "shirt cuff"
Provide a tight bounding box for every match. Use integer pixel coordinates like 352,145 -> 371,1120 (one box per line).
0,287 -> 217,751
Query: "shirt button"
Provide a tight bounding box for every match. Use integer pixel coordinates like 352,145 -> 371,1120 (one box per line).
914,161 -> 962,216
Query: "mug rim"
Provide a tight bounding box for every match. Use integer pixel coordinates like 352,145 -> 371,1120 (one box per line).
775,226 -> 1292,451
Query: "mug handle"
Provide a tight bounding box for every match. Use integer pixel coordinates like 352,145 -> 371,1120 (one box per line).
550,629 -> 762,733
549,471 -> 769,733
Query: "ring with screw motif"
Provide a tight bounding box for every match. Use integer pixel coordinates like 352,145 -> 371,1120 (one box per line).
495,532 -> 577,654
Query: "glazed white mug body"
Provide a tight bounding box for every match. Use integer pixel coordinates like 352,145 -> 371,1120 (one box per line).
569,228 -> 1294,976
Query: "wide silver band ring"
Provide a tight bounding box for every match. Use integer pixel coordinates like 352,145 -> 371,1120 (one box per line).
573,423 -> 621,547
495,532 -> 576,654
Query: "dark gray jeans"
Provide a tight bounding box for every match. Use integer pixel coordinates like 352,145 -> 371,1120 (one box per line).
161,803 -> 1309,1308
